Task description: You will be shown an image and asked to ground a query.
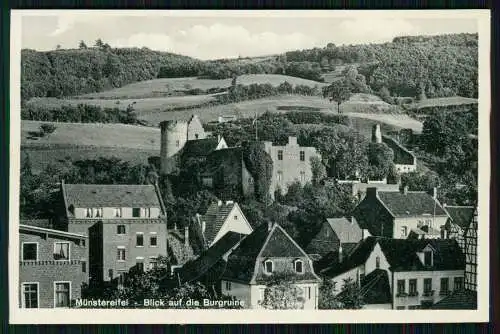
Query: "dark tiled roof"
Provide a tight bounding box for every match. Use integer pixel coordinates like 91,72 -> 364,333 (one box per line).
351,182 -> 400,196
321,237 -> 378,277
182,138 -> 219,159
431,289 -> 477,309
378,191 -> 448,217
382,135 -> 415,165
327,217 -> 362,244
179,231 -> 245,283
62,183 -> 161,208
20,219 -> 52,229
359,269 -> 392,305
445,206 -> 475,229
341,242 -> 359,256
201,201 -> 238,245
377,237 -> 465,272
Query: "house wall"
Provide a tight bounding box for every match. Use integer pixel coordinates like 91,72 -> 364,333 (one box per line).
99,221 -> 168,281
186,115 -> 206,141
221,280 -> 252,308
263,137 -> 320,196
329,266 -> 362,294
241,160 -> 255,197
392,270 -> 465,309
393,216 -> 448,239
211,206 -> 253,246
395,163 -> 417,173
19,230 -> 87,308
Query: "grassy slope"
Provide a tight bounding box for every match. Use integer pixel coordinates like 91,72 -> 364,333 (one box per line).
408,96 -> 478,110
76,74 -> 328,99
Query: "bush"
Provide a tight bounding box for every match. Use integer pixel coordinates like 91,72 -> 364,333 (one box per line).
39,123 -> 57,136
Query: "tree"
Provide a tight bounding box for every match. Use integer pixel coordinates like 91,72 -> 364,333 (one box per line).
310,155 -> 327,185
242,142 -> 273,203
78,40 -> 87,49
318,279 -> 343,309
367,142 -> 394,180
323,80 -> 351,113
259,275 -> 305,310
336,278 -> 364,309
94,38 -> 104,49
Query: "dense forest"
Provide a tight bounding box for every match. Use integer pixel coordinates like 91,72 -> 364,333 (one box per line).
21,33 -> 478,104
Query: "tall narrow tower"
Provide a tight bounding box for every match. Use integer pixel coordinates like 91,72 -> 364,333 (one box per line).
372,124 -> 382,144
160,120 -> 188,174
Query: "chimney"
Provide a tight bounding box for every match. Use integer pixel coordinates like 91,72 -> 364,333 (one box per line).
402,185 -> 409,195
184,227 -> 189,247
372,124 -> 382,144
288,136 -> 298,146
338,245 -> 343,263
366,187 -> 378,198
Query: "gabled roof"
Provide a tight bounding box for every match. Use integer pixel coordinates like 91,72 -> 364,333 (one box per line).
431,289 -> 477,309
377,191 -> 448,217
359,269 -> 392,305
445,206 -> 475,229
223,223 -> 319,284
62,183 -> 162,209
322,237 -> 464,277
200,201 -> 250,246
179,231 -> 245,284
182,138 -> 220,159
327,217 -> 362,244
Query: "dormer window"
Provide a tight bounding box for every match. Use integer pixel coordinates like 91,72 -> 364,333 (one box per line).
424,251 -> 433,266
93,208 -> 103,218
294,259 -> 304,273
264,260 -> 273,274
85,208 -> 93,218
115,208 -> 122,218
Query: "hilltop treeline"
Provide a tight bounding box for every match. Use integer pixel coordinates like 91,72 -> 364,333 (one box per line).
285,33 -> 478,99
21,47 -> 205,102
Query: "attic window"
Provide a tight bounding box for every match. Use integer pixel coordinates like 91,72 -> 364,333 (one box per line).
294,260 -> 304,273
424,250 -> 433,266
264,260 -> 273,274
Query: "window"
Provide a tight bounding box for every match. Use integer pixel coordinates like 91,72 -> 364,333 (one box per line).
93,208 -> 103,218
397,280 -> 406,296
54,282 -> 70,307
423,278 -> 433,295
108,269 -> 113,280
264,260 -> 273,274
294,260 -> 304,273
136,233 -> 144,247
234,215 -> 238,220
195,134 -> 199,139
22,243 -> 38,261
117,247 -> 126,261
424,251 -> 433,266
277,150 -> 283,160
149,257 -> 158,270
409,279 -> 417,296
115,208 -> 122,218
375,256 -> 380,269
53,242 -> 70,260
300,151 -> 305,161
82,261 -> 86,273
277,171 -> 283,182
300,171 -> 305,182
454,277 -> 464,290
304,286 -> 311,299
22,283 -> 38,308
132,208 -> 141,217
440,277 -> 449,295
118,271 -> 126,288
150,235 -> 158,247
225,281 -> 232,291
117,225 -> 126,235
136,258 -> 144,272
141,208 -> 151,218
400,226 -> 408,238
86,208 -> 93,218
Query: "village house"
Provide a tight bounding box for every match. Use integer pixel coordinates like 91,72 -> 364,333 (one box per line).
304,217 -> 363,270
59,181 -> 168,283
352,187 -> 449,239
221,222 -> 321,309
263,136 -> 321,196
321,237 -> 465,309
195,200 -> 254,248
372,124 -> 417,174
19,223 -> 88,308
444,205 -> 476,252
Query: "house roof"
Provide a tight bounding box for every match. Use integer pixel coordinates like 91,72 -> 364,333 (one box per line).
182,138 -> 220,159
327,217 -> 362,244
20,219 -> 52,229
222,223 -> 320,284
445,206 -> 475,229
377,191 -> 448,217
351,183 -> 400,196
322,237 -> 464,277
62,183 -> 162,209
20,224 -> 87,240
431,289 -> 477,309
359,269 -> 392,305
201,201 -> 242,246
179,231 -> 245,284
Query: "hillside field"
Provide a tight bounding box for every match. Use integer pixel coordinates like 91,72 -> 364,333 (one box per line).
407,96 -> 478,110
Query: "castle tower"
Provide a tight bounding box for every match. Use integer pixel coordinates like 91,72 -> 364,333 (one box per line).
160,120 -> 189,174
372,124 -> 382,144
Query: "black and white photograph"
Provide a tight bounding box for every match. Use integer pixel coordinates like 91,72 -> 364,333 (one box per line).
9,10 -> 490,324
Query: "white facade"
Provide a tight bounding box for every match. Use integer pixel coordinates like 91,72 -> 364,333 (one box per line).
73,207 -> 161,219
210,204 -> 253,246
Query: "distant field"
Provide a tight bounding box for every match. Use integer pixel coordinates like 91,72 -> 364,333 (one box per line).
77,74 -> 328,99
347,113 -> 423,133
409,96 -> 478,110
22,120 -> 160,149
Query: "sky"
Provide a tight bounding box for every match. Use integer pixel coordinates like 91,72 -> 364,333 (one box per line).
19,11 -> 480,60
